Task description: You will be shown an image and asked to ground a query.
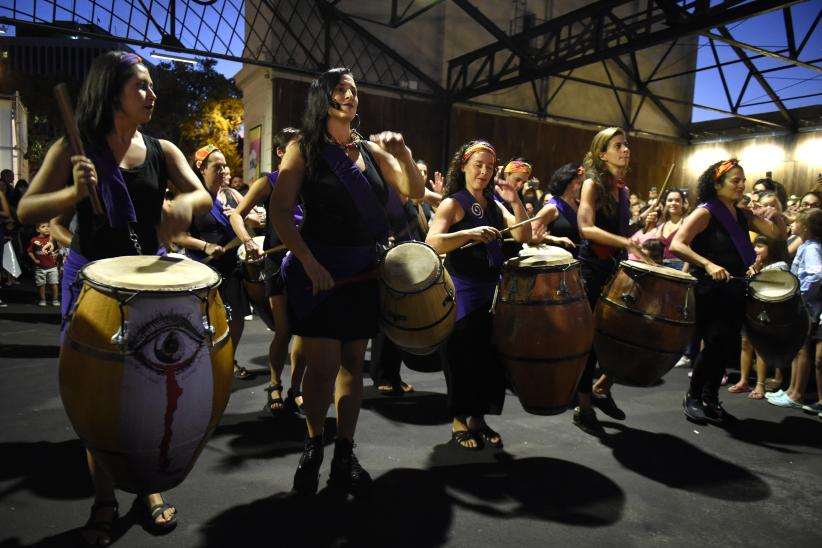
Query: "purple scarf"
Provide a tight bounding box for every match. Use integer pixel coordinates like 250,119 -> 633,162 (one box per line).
85,140 -> 137,228
451,189 -> 504,269
548,196 -> 579,235
320,143 -> 388,243
698,198 -> 756,267
617,184 -> 630,237
209,195 -> 231,229
267,171 -> 304,226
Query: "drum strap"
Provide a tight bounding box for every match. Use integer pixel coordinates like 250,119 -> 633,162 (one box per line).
698,199 -> 756,267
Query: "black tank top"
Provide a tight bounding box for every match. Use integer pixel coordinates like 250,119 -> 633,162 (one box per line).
71,134 -> 167,259
299,142 -> 388,245
691,208 -> 750,281
444,197 -> 504,284
188,203 -> 237,276
547,198 -> 581,245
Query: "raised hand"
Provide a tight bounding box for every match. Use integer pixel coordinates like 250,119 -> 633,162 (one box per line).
432,171 -> 444,194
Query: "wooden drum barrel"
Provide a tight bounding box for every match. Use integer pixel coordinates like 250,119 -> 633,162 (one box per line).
494,246 -> 593,415
379,241 -> 456,355
745,269 -> 809,370
237,235 -> 276,330
59,256 -> 233,493
594,260 -> 696,386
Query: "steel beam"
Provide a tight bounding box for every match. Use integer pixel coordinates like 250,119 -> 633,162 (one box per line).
702,31 -> 822,74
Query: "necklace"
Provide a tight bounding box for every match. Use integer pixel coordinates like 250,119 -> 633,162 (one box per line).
325,130 -> 363,154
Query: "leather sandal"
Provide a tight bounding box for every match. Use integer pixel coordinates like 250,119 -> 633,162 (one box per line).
475,426 -> 503,448
451,430 -> 483,450
285,387 -> 305,416
264,384 -> 285,415
81,499 -> 118,547
142,498 -> 177,534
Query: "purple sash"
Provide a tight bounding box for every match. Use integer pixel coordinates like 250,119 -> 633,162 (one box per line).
451,189 -> 504,269
547,196 -> 579,235
451,274 -> 498,322
321,143 -> 388,244
210,196 -> 231,229
617,184 -> 630,237
86,140 -> 137,228
267,171 -> 304,226
698,199 -> 756,267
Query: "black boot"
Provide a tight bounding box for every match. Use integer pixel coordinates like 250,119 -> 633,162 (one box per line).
292,435 -> 323,495
328,438 -> 372,497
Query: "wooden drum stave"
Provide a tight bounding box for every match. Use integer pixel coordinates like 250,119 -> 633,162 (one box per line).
60,256 -> 233,494
594,260 -> 696,386
494,246 -> 593,415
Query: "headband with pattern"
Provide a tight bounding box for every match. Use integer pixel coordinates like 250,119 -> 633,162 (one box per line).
120,53 -> 143,67
504,160 -> 532,175
461,141 -> 496,166
714,159 -> 739,181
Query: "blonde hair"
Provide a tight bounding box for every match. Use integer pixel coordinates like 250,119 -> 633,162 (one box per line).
582,127 -> 626,218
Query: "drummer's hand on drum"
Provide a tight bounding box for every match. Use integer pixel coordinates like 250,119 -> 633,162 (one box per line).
243,238 -> 261,261
70,155 -> 98,203
706,262 -> 731,282
465,226 -> 500,244
304,256 -> 334,295
204,242 -> 225,259
553,236 -> 576,249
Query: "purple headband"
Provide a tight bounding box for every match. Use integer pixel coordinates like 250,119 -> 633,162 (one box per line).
120,53 -> 143,67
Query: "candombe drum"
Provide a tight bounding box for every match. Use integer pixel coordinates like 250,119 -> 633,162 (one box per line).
237,235 -> 276,330
745,269 -> 809,370
379,241 -> 456,356
594,260 -> 696,386
494,246 -> 593,415
59,256 -> 233,493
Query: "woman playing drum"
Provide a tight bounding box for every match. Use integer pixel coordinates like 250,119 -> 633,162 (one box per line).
17,51 -> 212,544
532,162 -> 585,253
575,127 -> 651,434
229,127 -> 306,414
426,140 -> 531,450
174,144 -> 255,380
670,159 -> 786,424
269,67 -> 425,496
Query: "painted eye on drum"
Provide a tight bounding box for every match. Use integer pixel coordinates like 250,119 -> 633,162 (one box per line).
129,313 -> 205,372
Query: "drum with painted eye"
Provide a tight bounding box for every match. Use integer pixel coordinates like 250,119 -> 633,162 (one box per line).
745,269 -> 809,370
494,245 -> 593,415
593,260 -> 696,386
378,241 -> 456,357
237,235 -> 276,330
59,255 -> 233,494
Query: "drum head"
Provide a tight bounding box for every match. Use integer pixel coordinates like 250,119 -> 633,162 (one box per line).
237,235 -> 266,262
510,245 -> 574,269
749,269 -> 798,302
82,256 -> 220,292
380,242 -> 441,293
622,260 -> 696,283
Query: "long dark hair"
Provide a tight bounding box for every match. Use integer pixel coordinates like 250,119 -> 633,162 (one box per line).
443,140 -> 496,204
753,234 -> 789,265
547,162 -> 582,196
696,159 -> 742,204
75,51 -> 145,144
300,67 -> 352,179
582,127 -> 626,218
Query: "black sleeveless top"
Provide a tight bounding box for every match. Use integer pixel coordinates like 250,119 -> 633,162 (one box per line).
691,207 -> 750,281
71,134 -> 167,260
547,198 -> 581,245
188,203 -> 237,276
444,197 -> 505,284
299,142 -> 388,245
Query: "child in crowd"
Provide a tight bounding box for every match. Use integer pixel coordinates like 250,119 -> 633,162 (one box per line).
729,235 -> 790,399
26,222 -> 60,306
768,208 -> 822,413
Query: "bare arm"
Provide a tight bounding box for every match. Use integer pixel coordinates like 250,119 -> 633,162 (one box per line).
367,134 -> 425,200
669,208 -> 731,281
49,210 -> 75,247
494,181 -> 531,243
578,179 -> 651,263
532,203 -> 559,242
744,205 -> 788,240
425,198 -> 499,254
230,175 -> 270,260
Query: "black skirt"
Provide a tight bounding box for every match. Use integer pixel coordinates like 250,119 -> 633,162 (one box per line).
290,279 -> 379,341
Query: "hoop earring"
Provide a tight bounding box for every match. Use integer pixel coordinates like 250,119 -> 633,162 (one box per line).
351,113 -> 361,131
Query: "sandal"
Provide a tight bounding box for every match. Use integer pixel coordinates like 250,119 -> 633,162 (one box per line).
264,384 -> 285,415
474,426 -> 504,448
81,499 -> 119,546
142,497 -> 177,534
285,387 -> 305,416
451,430 -> 483,450
377,381 -> 415,395
233,362 -> 253,380
749,382 -> 766,400
728,382 -> 751,393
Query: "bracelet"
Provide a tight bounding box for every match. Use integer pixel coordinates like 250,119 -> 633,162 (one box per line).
202,241 -> 209,253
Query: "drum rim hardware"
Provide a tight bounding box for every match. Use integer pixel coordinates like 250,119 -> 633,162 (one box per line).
379,241 -> 446,296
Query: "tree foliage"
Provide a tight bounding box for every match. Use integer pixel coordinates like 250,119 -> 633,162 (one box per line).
179,96 -> 244,176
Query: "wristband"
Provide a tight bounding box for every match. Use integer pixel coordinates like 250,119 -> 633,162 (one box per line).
202,242 -> 209,253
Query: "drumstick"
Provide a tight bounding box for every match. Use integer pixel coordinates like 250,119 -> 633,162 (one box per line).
54,84 -> 104,217
643,163 -> 676,233
731,276 -> 783,284
203,237 -> 242,263
459,214 -> 542,250
261,243 -> 288,256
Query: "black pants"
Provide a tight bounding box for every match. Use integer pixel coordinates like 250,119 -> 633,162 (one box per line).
578,257 -> 618,395
689,282 -> 746,403
443,304 -> 505,417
